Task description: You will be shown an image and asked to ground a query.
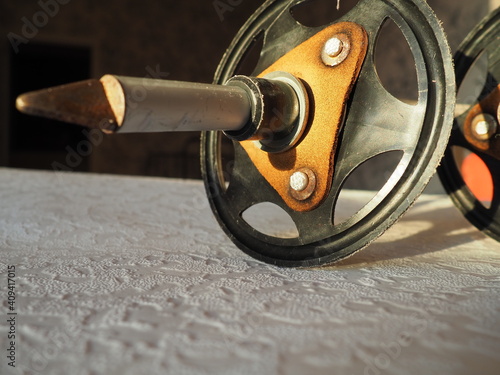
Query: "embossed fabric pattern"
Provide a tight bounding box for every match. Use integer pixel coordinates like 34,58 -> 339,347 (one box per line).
0,168 -> 499,375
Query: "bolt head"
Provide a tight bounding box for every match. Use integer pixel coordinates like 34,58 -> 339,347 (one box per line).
321,34 -> 350,67
475,121 -> 490,136
289,168 -> 317,201
290,171 -> 309,192
472,113 -> 498,141
324,37 -> 343,58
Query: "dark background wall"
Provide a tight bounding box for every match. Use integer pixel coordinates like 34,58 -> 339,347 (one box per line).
0,0 -> 495,187
1,0 -> 260,178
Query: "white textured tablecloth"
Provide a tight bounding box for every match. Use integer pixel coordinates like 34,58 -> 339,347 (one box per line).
1,168 -> 499,375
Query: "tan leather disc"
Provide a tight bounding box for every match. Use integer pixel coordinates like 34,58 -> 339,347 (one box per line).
240,22 -> 368,212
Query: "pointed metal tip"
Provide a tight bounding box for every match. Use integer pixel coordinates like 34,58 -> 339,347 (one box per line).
15,79 -> 119,133
15,94 -> 28,113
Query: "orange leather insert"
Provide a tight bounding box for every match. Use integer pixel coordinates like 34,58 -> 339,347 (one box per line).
241,22 -> 368,211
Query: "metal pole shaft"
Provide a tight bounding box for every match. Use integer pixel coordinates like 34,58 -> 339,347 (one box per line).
106,75 -> 251,133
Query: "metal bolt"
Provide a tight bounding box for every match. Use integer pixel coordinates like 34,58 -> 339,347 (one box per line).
290,171 -> 309,192
324,37 -> 343,58
289,168 -> 316,201
472,113 -> 498,141
321,34 -> 350,67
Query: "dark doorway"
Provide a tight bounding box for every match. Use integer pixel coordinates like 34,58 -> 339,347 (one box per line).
9,42 -> 91,171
